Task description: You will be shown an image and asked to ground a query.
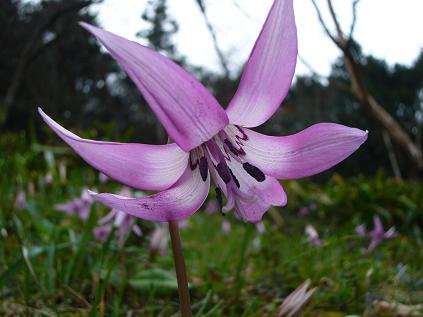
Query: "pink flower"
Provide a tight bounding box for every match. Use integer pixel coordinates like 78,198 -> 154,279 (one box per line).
221,220 -> 232,234
355,224 -> 367,237
39,0 -> 367,223
276,280 -> 316,317
256,221 -> 266,234
205,199 -> 220,214
305,225 -> 322,246
14,190 -> 27,209
55,188 -> 93,219
93,187 -> 142,245
358,215 -> 397,253
44,172 -> 53,185
149,224 -> 169,257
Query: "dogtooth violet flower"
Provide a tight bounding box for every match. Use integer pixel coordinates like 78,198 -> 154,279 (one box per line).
276,279 -> 316,317
356,215 -> 397,253
93,187 -> 142,245
55,187 -> 93,220
305,225 -> 322,246
38,0 -> 367,223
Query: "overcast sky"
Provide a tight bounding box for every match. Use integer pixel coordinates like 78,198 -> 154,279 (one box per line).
91,0 -> 423,78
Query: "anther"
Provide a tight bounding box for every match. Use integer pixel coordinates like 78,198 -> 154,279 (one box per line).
229,168 -> 240,188
242,162 -> 265,182
199,156 -> 208,181
215,187 -> 223,211
216,163 -> 231,184
224,139 -> 239,156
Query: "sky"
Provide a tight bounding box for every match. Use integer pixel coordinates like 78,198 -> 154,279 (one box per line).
90,0 -> 423,78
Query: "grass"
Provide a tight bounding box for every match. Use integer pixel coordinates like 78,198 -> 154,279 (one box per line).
1,133 -> 423,316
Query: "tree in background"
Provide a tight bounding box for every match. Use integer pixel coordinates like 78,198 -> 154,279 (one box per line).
138,0 -> 179,59
1,0 -> 106,129
310,0 -> 423,175
1,0 -> 422,178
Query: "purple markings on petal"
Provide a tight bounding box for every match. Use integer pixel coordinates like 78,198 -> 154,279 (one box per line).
242,123 -> 368,180
226,0 -> 297,127
88,165 -> 210,222
80,22 -> 229,152
39,108 -> 188,191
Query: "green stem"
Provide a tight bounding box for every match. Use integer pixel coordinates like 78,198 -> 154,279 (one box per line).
168,221 -> 192,317
234,224 -> 254,299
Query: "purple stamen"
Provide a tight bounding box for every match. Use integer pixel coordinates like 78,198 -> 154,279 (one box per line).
229,168 -> 240,188
216,162 -> 231,184
199,156 -> 208,181
224,139 -> 240,156
215,187 -> 223,211
242,162 -> 265,182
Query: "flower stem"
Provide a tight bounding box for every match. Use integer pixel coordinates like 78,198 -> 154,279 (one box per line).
234,224 -> 254,299
168,221 -> 192,317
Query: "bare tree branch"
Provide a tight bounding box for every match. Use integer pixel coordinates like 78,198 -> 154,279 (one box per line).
382,129 -> 403,181
310,0 -> 342,49
326,0 -> 345,42
232,0 -> 261,24
1,0 -> 92,125
298,55 -> 322,78
348,0 -> 362,40
195,0 -> 231,78
298,55 -> 353,94
310,0 -> 423,170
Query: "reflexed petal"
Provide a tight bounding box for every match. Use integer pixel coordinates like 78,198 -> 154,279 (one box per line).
384,227 -> 397,239
367,237 -> 381,253
132,224 -> 143,236
226,0 -> 297,127
235,199 -> 269,224
39,108 -> 188,191
243,123 -> 368,179
93,225 -> 112,242
80,22 -> 229,151
373,215 -> 384,235
88,165 -> 210,222
98,209 -> 118,225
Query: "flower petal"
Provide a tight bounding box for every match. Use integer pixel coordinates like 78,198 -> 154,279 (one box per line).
80,22 -> 228,151
226,0 -> 297,127
39,108 -> 188,191
243,123 -> 368,179
88,165 -> 210,222
373,215 -> 384,235
227,158 -> 287,223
